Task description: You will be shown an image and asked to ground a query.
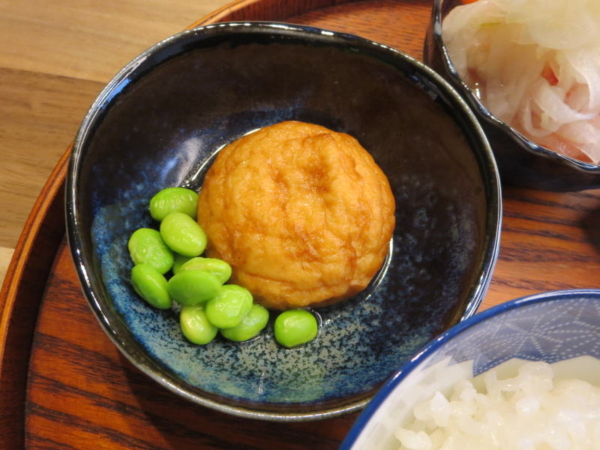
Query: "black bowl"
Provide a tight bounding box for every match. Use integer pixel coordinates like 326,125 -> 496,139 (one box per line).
66,22 -> 501,420
425,0 -> 600,191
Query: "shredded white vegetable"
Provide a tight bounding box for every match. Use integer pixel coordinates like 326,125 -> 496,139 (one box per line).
394,361 -> 600,450
443,0 -> 600,164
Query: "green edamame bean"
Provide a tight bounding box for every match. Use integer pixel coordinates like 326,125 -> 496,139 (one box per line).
205,285 -> 253,329
172,253 -> 192,275
160,212 -> 207,257
180,257 -> 232,284
131,264 -> 172,309
274,309 -> 318,348
149,187 -> 199,221
180,305 -> 218,345
128,228 -> 174,274
220,304 -> 269,342
167,270 -> 221,306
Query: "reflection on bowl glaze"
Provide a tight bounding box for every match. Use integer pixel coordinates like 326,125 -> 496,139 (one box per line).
67,22 -> 501,421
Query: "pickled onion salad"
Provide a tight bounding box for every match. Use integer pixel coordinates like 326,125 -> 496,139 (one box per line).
443,0 -> 600,164
394,361 -> 600,450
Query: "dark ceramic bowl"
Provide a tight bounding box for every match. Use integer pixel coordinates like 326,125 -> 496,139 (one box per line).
425,0 -> 600,191
341,289 -> 600,449
66,22 -> 502,421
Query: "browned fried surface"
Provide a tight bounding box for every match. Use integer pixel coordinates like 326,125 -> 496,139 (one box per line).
198,121 -> 395,310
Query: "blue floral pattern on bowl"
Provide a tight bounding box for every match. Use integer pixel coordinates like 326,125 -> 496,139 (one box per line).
429,293 -> 600,374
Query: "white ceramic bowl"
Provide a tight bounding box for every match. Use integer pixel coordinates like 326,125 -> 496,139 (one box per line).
341,289 -> 600,449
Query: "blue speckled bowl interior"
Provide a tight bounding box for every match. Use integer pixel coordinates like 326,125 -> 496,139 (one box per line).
66,22 -> 501,420
342,289 -> 600,449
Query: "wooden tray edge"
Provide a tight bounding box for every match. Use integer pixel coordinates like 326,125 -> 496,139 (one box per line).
0,145 -> 71,448
189,0 -> 354,27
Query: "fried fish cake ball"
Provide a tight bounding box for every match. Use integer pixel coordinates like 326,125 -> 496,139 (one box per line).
198,121 -> 395,310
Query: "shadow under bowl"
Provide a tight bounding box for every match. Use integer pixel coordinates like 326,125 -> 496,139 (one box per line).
424,0 -> 600,191
66,22 -> 501,421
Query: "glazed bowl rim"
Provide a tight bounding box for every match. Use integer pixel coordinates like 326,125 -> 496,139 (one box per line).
429,0 -> 600,174
341,288 -> 600,447
66,21 -> 502,421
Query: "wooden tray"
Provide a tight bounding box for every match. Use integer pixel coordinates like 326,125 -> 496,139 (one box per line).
2,0 -> 600,448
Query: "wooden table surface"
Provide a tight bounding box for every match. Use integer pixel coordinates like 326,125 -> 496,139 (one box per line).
0,0 -> 230,287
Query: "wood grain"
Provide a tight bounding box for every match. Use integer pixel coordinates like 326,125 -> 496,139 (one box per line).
289,0 -> 429,59
0,0 -> 230,281
485,187 -> 600,308
0,248 -> 14,290
195,0 -> 352,25
0,0 -> 229,83
0,148 -> 69,449
0,68 -> 102,249
1,0 -> 600,449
